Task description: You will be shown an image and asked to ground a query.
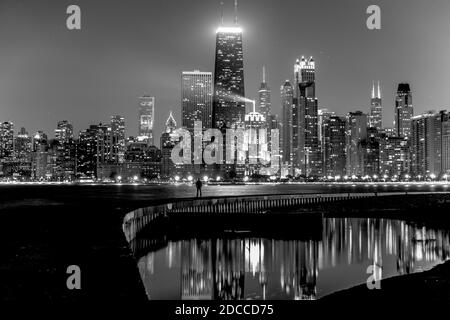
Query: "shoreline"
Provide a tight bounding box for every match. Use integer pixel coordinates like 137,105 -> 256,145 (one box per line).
1,181 -> 450,186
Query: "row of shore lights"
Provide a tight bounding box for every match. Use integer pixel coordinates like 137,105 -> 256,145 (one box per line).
173,175 -> 279,183
325,174 -> 449,181
171,174 -> 449,182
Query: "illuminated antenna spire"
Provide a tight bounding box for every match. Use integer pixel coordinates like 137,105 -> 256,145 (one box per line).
371,81 -> 375,99
220,1 -> 224,25
262,65 -> 266,83
377,81 -> 381,98
234,0 -> 238,25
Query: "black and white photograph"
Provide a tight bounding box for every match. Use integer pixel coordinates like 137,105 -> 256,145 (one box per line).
1,0 -> 450,314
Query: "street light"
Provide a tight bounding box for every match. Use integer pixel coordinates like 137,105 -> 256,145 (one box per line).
243,176 -> 249,182
187,175 -> 193,182
203,175 -> 208,182
174,175 -> 180,182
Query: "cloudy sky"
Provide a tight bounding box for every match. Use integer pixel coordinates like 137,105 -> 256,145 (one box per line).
1,0 -> 450,145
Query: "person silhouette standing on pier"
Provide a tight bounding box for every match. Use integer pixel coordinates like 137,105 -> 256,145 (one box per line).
196,178 -> 203,198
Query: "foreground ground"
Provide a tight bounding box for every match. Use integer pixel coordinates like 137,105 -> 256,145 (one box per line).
1,184 -> 450,303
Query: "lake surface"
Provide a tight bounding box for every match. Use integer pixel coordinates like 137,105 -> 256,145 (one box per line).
2,181 -> 449,204
135,217 -> 450,300
1,182 -> 449,301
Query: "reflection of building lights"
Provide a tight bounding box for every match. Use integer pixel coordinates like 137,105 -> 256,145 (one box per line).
246,241 -> 264,277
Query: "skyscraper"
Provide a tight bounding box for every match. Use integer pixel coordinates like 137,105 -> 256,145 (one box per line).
323,115 -> 346,177
32,131 -> 48,180
443,112 -> 450,176
394,83 -> 413,139
258,66 -> 271,125
346,111 -> 367,176
182,70 -> 213,130
138,95 -> 155,145
0,121 -> 14,161
160,111 -> 178,179
14,127 -> 32,162
111,115 -> 126,163
54,120 -> 76,180
54,120 -> 74,143
379,135 -> 409,178
244,102 -> 267,175
281,80 -> 294,168
410,111 -> 448,178
77,123 -> 113,179
213,0 -> 245,129
294,56 -> 321,177
318,109 -> 335,156
292,59 -> 302,172
369,81 -> 382,130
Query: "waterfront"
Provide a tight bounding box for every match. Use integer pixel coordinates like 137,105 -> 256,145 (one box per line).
1,183 -> 450,302
1,182 -> 450,203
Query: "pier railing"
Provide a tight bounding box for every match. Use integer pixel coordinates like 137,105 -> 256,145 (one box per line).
123,191 -> 447,243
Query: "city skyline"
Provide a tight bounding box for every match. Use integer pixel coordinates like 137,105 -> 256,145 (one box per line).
2,0 -> 450,139
1,0 -> 450,182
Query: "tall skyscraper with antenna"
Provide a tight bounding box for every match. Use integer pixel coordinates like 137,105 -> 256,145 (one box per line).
213,0 -> 245,129
369,81 -> 382,130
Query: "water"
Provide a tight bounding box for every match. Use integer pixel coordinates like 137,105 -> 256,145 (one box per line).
1,182 -> 449,203
134,217 -> 450,300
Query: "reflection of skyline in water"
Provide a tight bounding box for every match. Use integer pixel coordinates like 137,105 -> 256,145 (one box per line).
136,218 -> 450,300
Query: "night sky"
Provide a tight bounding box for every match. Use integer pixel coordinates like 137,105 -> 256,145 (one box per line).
1,0 -> 450,145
